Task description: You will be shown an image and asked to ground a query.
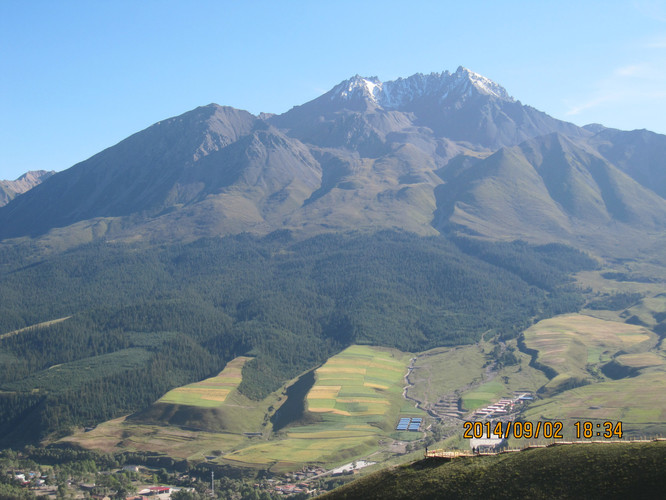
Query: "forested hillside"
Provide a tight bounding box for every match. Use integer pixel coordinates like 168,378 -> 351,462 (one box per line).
0,230 -> 596,446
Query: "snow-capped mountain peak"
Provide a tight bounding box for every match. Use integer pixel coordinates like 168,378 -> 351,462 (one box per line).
451,66 -> 512,100
331,75 -> 383,103
329,67 -> 513,108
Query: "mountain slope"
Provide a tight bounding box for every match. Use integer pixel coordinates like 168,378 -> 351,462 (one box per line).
0,105 -> 320,240
587,126 -> 666,198
433,133 -> 666,255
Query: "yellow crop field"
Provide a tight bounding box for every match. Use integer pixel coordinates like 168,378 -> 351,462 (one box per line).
159,356 -> 250,407
307,386 -> 341,398
317,366 -> 367,374
308,407 -> 351,416
364,382 -> 389,390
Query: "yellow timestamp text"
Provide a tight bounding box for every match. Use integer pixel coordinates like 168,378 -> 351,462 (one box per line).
574,420 -> 623,439
463,420 -> 623,439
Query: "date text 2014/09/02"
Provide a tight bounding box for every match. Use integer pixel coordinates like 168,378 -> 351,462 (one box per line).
463,420 -> 623,440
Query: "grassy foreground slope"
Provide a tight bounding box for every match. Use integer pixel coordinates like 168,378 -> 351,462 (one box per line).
321,441 -> 666,500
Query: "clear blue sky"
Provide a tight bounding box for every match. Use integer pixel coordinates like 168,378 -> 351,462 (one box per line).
1,0 -> 665,180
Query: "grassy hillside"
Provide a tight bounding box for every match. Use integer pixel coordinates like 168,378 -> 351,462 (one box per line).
408,340 -> 548,414
320,441 -> 666,499
522,314 -> 656,395
512,313 -> 666,439
63,355 -> 280,459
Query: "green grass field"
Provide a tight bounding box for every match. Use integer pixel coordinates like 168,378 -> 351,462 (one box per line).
409,340 -> 548,414
408,345 -> 486,407
623,293 -> 666,327
522,370 -> 666,439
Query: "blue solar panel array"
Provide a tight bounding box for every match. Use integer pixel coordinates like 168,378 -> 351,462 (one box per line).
396,417 -> 422,431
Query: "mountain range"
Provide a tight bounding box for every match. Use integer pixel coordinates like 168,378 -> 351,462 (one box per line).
2,66 -> 666,259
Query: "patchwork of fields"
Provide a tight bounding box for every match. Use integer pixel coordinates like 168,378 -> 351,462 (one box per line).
306,345 -> 408,417
62,312 -> 666,470
64,345 -> 424,471
223,345 -> 423,471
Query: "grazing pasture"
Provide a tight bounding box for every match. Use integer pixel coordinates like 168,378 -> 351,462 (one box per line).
516,313 -> 666,439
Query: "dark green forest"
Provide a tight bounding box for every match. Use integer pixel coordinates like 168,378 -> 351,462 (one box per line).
0,230 -> 596,446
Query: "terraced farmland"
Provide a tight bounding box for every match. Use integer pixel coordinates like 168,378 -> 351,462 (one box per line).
307,345 -> 409,417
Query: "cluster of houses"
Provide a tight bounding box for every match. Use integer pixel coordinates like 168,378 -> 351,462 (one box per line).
13,472 -> 46,487
469,392 -> 534,420
273,482 -> 312,495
